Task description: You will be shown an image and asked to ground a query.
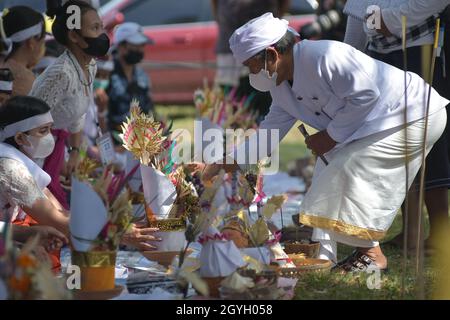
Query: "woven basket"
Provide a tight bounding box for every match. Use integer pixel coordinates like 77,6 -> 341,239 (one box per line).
283,241 -> 320,258
277,256 -> 332,278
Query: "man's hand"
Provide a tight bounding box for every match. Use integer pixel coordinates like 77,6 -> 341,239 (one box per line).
378,13 -> 393,37
121,223 -> 161,251
202,162 -> 240,183
305,130 -> 336,156
94,89 -> 109,112
366,11 -> 393,37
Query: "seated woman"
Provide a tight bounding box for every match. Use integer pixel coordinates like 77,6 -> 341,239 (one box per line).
0,5 -> 46,96
0,96 -> 69,269
0,96 -> 161,265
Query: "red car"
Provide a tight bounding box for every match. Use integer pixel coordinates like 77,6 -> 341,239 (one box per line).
100,0 -> 317,104
1,0 -> 317,104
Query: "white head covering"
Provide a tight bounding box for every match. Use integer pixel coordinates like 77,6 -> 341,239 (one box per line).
229,12 -> 298,64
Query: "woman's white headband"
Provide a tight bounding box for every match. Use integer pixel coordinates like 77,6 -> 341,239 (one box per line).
0,111 -> 53,142
0,16 -> 43,55
0,80 -> 12,92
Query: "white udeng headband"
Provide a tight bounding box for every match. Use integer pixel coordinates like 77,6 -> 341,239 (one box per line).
0,20 -> 43,55
0,80 -> 12,92
0,111 -> 53,142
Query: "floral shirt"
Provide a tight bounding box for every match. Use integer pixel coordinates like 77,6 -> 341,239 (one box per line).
106,59 -> 153,129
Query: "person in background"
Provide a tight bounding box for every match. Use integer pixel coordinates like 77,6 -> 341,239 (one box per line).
205,13 -> 449,271
0,68 -> 13,105
32,39 -> 64,76
211,0 -> 290,120
0,6 -> 46,96
31,0 -> 110,209
107,22 -> 154,132
344,0 -> 450,254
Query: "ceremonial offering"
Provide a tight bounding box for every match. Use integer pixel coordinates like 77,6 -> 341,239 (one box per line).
141,249 -> 193,268
120,101 -> 192,253
126,271 -> 179,295
193,85 -> 259,130
0,235 -> 70,300
70,165 -> 133,292
120,99 -> 167,166
219,269 -> 280,300
198,226 -> 246,297
277,257 -> 333,278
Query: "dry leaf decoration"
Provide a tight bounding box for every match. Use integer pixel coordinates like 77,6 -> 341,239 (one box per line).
120,99 -> 167,166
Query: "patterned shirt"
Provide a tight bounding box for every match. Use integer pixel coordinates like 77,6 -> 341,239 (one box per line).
106,60 -> 154,129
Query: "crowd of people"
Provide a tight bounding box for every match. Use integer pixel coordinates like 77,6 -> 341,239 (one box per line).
0,0 -> 449,284
0,0 -> 158,271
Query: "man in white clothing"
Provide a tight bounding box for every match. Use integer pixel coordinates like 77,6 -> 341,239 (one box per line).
205,12 -> 450,272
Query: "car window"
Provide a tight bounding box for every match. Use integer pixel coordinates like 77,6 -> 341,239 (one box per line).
1,0 -> 47,11
122,0 -> 211,26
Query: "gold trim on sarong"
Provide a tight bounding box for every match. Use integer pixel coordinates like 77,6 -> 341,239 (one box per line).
71,251 -> 117,268
299,213 -> 386,241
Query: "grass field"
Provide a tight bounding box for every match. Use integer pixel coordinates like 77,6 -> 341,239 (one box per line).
156,105 -> 445,300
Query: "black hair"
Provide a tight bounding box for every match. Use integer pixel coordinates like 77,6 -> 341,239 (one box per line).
45,38 -> 65,57
0,6 -> 46,60
253,31 -> 297,60
0,96 -> 51,148
46,0 -> 96,46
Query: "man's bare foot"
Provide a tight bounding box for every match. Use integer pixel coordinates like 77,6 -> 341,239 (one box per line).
358,246 -> 388,269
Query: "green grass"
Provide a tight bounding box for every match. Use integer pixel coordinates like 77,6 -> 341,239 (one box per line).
156,105 -> 445,300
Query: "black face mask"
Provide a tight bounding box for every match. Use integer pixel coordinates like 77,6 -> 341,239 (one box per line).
80,33 -> 110,58
124,50 -> 144,65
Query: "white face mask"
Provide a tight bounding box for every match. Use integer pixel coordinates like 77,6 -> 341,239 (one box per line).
249,50 -> 278,92
22,133 -> 55,159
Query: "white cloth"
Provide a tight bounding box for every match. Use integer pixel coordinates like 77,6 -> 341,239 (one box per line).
70,177 -> 108,252
0,143 -> 50,221
229,12 -> 291,64
199,226 -> 246,277
343,16 -> 369,52
30,50 -> 97,133
232,40 -> 449,164
302,108 -> 446,258
141,165 -> 176,219
84,99 -> 99,146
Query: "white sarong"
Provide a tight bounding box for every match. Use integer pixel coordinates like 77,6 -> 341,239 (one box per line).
299,108 -> 447,262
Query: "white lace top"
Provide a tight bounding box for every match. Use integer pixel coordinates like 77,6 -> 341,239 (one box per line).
30,50 -> 97,133
0,158 -> 46,222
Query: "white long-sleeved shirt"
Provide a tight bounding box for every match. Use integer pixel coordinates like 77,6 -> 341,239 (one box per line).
231,40 -> 449,166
